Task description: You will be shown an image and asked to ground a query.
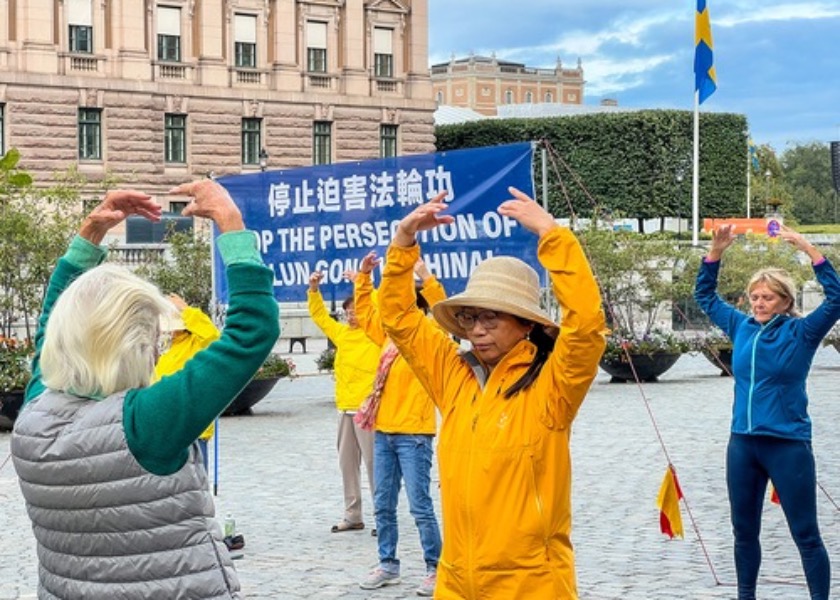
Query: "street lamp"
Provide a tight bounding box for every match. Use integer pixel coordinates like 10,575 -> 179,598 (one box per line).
764,169 -> 772,215
259,148 -> 269,172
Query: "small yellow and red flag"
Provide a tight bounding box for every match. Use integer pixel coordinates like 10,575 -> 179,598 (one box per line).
657,465 -> 684,539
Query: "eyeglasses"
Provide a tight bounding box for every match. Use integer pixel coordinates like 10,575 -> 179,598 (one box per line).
454,310 -> 500,331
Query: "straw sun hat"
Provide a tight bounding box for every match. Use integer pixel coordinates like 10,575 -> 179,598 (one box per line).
432,256 -> 557,339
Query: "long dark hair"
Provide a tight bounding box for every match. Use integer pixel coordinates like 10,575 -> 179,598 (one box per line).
503,321 -> 556,399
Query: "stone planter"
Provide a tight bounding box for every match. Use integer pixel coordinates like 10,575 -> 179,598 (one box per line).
0,389 -> 25,431
223,376 -> 280,416
599,352 -> 682,383
701,347 -> 733,376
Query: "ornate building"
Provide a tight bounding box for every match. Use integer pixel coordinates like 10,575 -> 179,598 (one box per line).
0,0 -> 435,207
430,54 -> 584,116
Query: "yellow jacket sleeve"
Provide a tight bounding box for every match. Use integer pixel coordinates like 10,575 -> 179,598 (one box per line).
354,272 -> 387,346
307,289 -> 343,343
534,227 -> 607,428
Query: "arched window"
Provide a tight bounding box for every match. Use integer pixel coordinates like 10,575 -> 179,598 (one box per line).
545,92 -> 553,103
435,91 -> 444,104
504,89 -> 513,104
525,91 -> 533,103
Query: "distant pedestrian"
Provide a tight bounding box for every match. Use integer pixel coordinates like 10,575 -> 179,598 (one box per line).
11,180 -> 279,599
378,187 -> 606,598
354,253 -> 444,596
695,223 -> 840,600
308,270 -> 380,533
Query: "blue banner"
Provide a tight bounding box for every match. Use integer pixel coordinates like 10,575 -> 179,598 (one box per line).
215,142 -> 535,303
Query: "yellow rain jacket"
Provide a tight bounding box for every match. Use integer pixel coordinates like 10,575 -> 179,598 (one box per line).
308,289 -> 380,411
380,227 -> 606,599
354,272 -> 446,435
153,307 -> 221,441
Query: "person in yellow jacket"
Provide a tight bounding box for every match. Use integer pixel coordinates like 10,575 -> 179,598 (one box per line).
308,271 -> 381,533
354,254 -> 445,597
378,187 -> 607,599
153,293 -> 220,471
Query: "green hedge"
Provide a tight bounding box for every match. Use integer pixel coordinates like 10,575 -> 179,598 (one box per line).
435,110 -> 748,222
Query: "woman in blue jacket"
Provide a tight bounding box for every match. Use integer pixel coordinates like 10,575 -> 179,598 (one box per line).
695,223 -> 840,600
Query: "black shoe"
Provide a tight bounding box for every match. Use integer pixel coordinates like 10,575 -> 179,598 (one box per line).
224,534 -> 245,550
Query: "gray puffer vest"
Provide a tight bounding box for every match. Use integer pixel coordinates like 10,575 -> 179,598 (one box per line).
11,390 -> 241,599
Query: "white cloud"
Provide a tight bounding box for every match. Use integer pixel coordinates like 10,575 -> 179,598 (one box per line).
717,3 -> 840,27
582,55 -> 676,96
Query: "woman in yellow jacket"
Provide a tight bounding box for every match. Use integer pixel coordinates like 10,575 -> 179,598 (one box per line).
354,254 -> 445,596
308,272 -> 381,533
379,187 -> 606,599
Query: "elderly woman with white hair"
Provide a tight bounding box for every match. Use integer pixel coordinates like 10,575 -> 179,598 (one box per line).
378,187 -> 607,599
11,181 -> 279,599
695,223 -> 840,600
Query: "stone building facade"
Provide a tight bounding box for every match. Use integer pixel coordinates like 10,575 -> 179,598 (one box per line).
0,0 -> 435,208
431,54 -> 584,116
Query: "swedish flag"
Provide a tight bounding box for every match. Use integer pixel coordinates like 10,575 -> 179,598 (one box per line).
694,0 -> 717,104
749,138 -> 760,172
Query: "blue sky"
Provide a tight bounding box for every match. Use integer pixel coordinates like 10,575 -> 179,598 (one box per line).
427,0 -> 840,154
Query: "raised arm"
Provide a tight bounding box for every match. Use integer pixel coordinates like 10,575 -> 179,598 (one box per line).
125,180 -> 279,475
26,190 -> 161,402
500,187 -> 607,424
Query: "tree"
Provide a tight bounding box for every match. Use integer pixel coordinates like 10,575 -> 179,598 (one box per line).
779,142 -> 835,224
0,150 -> 94,340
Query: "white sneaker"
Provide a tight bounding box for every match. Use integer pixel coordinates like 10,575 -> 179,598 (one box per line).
360,568 -> 401,590
416,569 -> 437,596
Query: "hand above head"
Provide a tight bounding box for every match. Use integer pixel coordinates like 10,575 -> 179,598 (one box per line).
167,293 -> 189,312
309,271 -> 324,292
497,187 -> 557,238
169,179 -> 245,233
707,224 -> 737,261
778,224 -> 824,263
359,251 -> 381,275
342,269 -> 359,283
394,191 -> 455,247
79,190 -> 161,245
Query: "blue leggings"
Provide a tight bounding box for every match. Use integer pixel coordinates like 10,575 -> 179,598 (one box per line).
727,433 -> 830,600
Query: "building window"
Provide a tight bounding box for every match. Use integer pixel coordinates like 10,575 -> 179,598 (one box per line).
164,113 -> 186,164
313,121 -> 331,165
306,21 -> 327,73
169,200 -> 189,214
78,108 -> 102,160
0,104 -> 4,156
525,91 -> 533,103
380,124 -> 398,158
241,118 -> 262,165
373,27 -> 393,77
68,0 -> 93,53
504,90 -> 514,104
435,91 -> 444,104
545,92 -> 553,102
157,6 -> 181,62
234,14 -> 257,68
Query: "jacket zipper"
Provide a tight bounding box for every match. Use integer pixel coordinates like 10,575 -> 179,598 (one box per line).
529,451 -> 550,558
747,314 -> 778,432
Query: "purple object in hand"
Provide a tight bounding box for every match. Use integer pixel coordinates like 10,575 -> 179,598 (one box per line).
767,219 -> 781,237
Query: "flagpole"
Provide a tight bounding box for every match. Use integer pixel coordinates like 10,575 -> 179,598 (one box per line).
692,91 -> 700,246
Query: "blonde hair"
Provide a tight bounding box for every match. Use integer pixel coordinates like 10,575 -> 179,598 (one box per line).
746,268 -> 800,317
41,264 -> 171,397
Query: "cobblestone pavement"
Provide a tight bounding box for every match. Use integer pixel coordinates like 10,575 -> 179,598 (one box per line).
2,339 -> 840,599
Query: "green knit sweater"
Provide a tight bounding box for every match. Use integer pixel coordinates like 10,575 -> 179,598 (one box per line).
25,232 -> 279,475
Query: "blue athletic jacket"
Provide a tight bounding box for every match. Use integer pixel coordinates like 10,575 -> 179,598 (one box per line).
694,258 -> 840,440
